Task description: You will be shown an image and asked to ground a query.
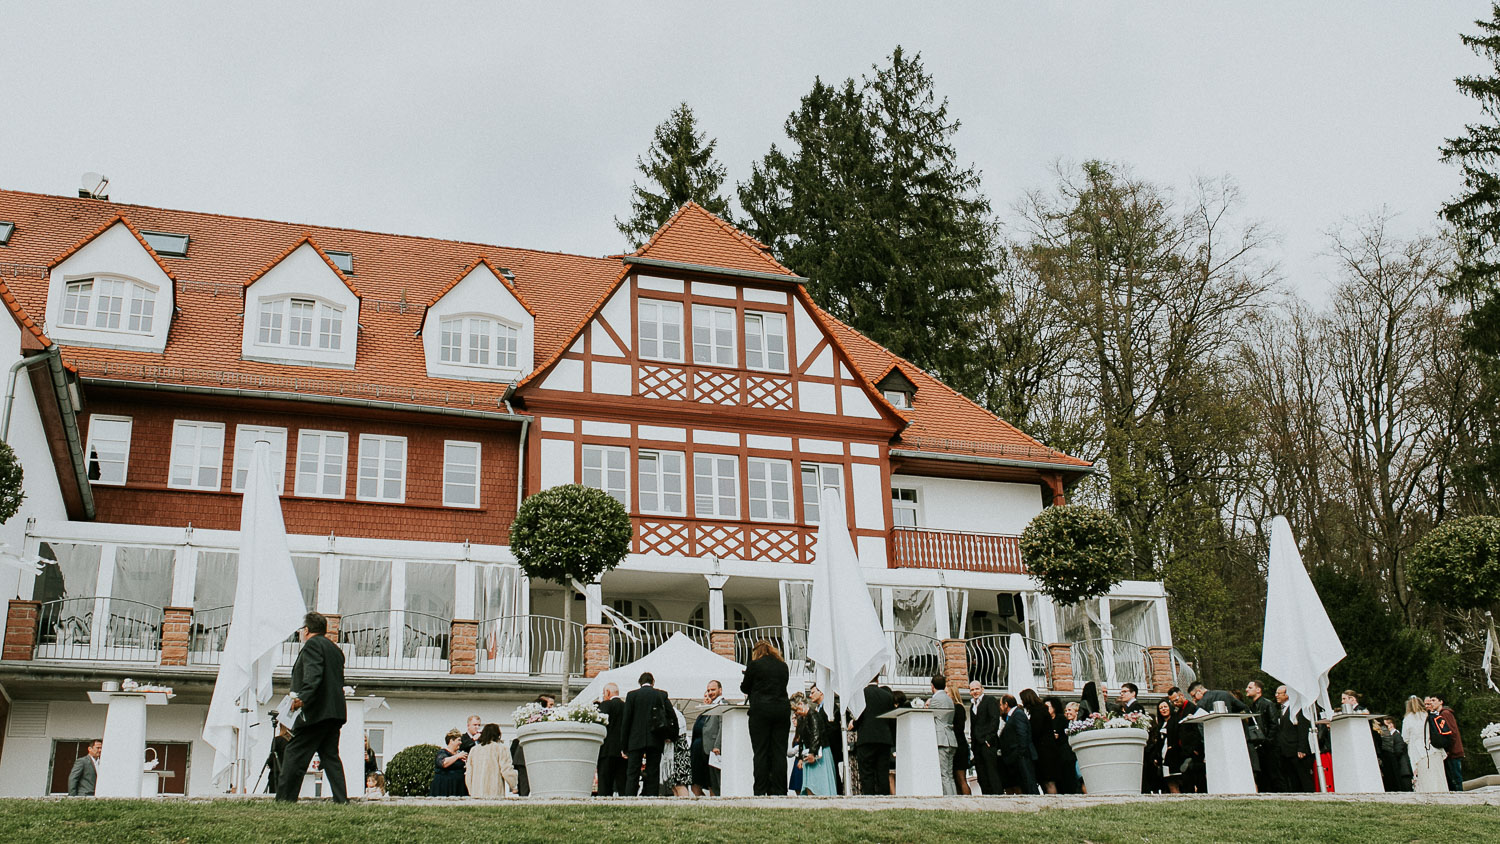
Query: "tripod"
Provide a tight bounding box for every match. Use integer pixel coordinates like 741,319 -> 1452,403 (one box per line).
253,712 -> 285,794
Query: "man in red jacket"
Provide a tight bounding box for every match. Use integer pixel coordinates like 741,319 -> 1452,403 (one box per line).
1424,695 -> 1465,791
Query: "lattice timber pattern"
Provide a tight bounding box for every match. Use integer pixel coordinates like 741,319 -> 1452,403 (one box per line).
638,365 -> 689,401
633,518 -> 814,564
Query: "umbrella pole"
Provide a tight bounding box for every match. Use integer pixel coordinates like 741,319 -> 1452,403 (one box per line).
1309,711 -> 1328,793
841,705 -> 851,797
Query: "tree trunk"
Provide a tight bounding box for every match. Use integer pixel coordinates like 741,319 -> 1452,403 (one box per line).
561,580 -> 572,704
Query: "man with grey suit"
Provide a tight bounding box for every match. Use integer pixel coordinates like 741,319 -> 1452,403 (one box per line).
929,675 -> 958,795
67,739 -> 101,796
691,680 -> 723,795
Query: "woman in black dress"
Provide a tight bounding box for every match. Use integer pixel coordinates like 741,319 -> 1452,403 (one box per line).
1044,695 -> 1079,794
1144,699 -> 1173,793
951,692 -> 971,794
740,639 -> 791,796
430,729 -> 469,797
1021,688 -> 1060,794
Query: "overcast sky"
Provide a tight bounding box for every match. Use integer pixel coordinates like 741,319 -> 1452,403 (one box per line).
1,2 -> 1488,299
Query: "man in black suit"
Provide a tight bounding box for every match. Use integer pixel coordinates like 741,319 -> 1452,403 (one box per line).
1245,679 -> 1282,792
459,715 -> 483,753
277,611 -> 348,803
967,680 -> 1003,794
997,694 -> 1039,794
622,673 -> 671,796
1116,683 -> 1145,716
854,678 -> 895,795
596,683 -> 627,796
1273,684 -> 1314,792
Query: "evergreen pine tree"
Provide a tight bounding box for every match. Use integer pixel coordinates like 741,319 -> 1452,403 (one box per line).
616,103 -> 734,248
738,48 -> 1003,400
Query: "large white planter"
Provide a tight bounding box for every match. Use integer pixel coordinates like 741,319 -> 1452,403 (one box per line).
1069,729 -> 1148,795
515,721 -> 607,798
1484,735 -> 1500,775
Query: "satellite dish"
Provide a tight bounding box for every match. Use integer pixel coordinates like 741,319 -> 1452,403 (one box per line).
79,172 -> 109,199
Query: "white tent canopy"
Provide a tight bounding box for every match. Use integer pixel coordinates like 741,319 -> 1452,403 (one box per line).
574,632 -> 786,703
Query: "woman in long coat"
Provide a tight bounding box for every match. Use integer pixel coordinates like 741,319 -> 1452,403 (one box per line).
464,723 -> 517,798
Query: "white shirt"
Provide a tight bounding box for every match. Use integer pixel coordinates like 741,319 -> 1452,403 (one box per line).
971,696 -> 983,714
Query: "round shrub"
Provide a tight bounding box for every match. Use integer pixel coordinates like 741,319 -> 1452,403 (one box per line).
0,441 -> 24,526
1019,505 -> 1131,605
384,743 -> 441,797
509,484 -> 632,584
1408,516 -> 1500,610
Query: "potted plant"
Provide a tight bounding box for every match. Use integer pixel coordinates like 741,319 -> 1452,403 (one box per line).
513,701 -> 610,798
1066,712 -> 1150,794
1483,722 -> 1500,772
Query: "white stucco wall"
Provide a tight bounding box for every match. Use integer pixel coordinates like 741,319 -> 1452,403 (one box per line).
890,474 -> 1043,536
44,222 -> 175,353
422,262 -> 534,383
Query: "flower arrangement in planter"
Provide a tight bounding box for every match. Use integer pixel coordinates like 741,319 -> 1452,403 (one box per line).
512,700 -> 609,728
513,700 -> 610,798
1065,711 -> 1150,735
1482,722 -> 1500,771
1067,711 -> 1150,795
1481,722 -> 1500,742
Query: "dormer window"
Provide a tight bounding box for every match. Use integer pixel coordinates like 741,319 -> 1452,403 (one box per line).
61,277 -> 157,333
439,315 -> 518,369
258,297 -> 344,350
883,389 -> 911,409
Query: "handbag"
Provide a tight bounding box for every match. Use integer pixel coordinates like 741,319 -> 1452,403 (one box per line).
651,698 -> 679,743
1245,718 -> 1267,745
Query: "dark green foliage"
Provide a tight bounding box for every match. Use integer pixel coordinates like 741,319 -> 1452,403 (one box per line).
383,743 -> 441,797
738,47 -> 1004,400
1018,505 -> 1131,605
0,441 -> 22,525
1407,516 -> 1500,610
509,484 -> 632,585
616,102 -> 734,247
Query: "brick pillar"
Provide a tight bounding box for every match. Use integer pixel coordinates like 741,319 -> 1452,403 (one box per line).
323,613 -> 341,644
709,630 -> 735,660
1047,643 -> 1075,692
941,638 -> 969,687
1147,645 -> 1175,694
450,619 -> 478,675
160,607 -> 192,666
3,600 -> 39,661
583,624 -> 611,679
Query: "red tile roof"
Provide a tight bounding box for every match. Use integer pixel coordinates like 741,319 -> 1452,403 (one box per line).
0,277 -> 50,346
0,188 -> 1087,468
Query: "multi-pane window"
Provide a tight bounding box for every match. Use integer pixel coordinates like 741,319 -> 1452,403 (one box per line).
439,316 -> 519,369
892,487 -> 919,527
168,421 -> 225,491
638,299 -> 683,362
85,415 -> 133,485
800,462 -> 845,524
692,305 -> 736,367
638,450 -> 685,515
443,441 -> 481,508
357,435 -> 407,502
694,454 -> 739,519
744,311 -> 787,372
231,425 -> 288,493
748,457 -> 793,522
61,277 -> 156,333
295,430 -> 348,498
257,297 -> 343,350
582,445 -> 629,508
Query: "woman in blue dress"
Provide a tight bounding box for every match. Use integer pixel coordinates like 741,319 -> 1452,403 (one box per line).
792,696 -> 837,795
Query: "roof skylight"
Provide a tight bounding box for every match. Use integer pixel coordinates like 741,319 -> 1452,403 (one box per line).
325,250 -> 353,273
0,222 -> 14,246
140,230 -> 189,257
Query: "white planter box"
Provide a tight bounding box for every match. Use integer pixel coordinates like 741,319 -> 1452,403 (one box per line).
516,721 -> 607,798
1069,728 -> 1148,795
1484,735 -> 1500,775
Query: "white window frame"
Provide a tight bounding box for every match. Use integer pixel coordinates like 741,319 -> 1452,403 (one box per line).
692,304 -> 737,367
744,311 -> 788,372
256,295 -> 345,351
638,299 -> 684,363
231,425 -> 289,493
168,421 -> 226,491
637,449 -> 685,516
357,435 -> 407,503
883,389 -> 911,409
60,276 -> 158,335
800,462 -> 845,524
443,441 -> 482,509
747,457 -> 794,522
892,487 -> 920,527
438,314 -> 520,370
582,445 -> 629,509
294,430 -> 348,499
85,415 -> 133,486
693,453 -> 739,519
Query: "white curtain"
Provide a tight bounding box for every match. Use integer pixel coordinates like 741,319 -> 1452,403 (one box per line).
946,588 -> 968,638
782,580 -> 811,631
111,547 -> 175,607
194,552 -> 238,609
892,588 -> 936,636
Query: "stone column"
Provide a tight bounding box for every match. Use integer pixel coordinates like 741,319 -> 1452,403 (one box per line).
1147,645 -> 1175,694
941,638 -> 968,687
1047,643 -> 1075,692
3,600 -> 39,661
450,619 -> 479,675
583,624 -> 611,679
159,607 -> 192,666
710,630 -> 735,660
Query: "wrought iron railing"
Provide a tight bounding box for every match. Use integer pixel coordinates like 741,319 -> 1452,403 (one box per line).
732,625 -> 813,687
187,606 -> 233,665
33,597 -> 164,662
338,610 -> 450,672
1069,638 -> 1151,689
1169,647 -> 1196,689
476,615 -> 584,676
889,526 -> 1026,573
883,631 -> 945,684
964,634 -> 1053,691
611,620 -> 710,667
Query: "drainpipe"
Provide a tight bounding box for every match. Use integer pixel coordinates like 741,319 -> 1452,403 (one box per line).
45,347 -> 95,519
1,353 -> 48,442
505,391 -> 528,514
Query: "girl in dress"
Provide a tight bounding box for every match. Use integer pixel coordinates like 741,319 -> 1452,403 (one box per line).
1401,695 -> 1446,792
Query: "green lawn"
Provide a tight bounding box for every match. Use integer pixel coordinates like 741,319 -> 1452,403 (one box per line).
0,799 -> 1491,843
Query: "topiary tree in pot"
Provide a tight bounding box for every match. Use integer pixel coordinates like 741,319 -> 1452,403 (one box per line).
509,484 -> 632,702
384,743 -> 441,796
1019,504 -> 1132,606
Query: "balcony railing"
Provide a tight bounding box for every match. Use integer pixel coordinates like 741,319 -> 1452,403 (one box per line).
1070,638 -> 1151,689
633,516 -> 815,564
188,606 -> 302,667
476,615 -> 584,676
733,625 -> 812,687
34,597 -> 163,662
612,620 -> 710,667
964,634 -> 1053,691
889,526 -> 1025,573
884,631 -> 945,684
340,610 -> 451,672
